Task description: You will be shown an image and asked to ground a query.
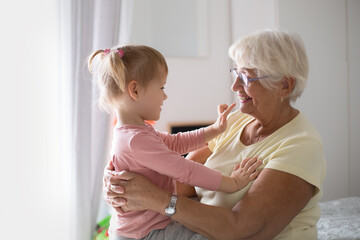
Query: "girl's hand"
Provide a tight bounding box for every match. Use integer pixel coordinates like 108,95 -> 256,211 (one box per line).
203,103 -> 236,142
212,102 -> 236,134
231,157 -> 262,190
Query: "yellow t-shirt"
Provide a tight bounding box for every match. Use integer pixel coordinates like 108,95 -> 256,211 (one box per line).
195,110 -> 326,240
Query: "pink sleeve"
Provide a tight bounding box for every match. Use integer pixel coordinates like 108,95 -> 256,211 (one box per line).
157,129 -> 206,155
130,132 -> 222,191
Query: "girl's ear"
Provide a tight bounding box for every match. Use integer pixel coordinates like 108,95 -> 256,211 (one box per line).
127,80 -> 140,100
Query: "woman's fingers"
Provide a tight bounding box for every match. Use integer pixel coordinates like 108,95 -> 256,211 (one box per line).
107,160 -> 115,170
103,160 -> 117,186
112,197 -> 127,206
114,170 -> 136,181
107,179 -> 124,194
105,170 -> 136,194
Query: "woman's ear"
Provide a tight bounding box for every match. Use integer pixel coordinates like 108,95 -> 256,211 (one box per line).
281,77 -> 295,99
127,80 -> 140,100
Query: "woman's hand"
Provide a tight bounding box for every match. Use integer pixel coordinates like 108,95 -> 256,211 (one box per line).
103,161 -> 170,214
103,161 -> 127,212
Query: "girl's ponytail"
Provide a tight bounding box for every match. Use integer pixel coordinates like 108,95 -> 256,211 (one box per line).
87,48 -> 127,113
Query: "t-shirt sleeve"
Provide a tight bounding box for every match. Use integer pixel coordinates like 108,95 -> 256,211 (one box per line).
264,135 -> 326,195
130,132 -> 222,191
157,129 -> 206,155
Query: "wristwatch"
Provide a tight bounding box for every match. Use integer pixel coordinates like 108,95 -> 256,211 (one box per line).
165,194 -> 178,217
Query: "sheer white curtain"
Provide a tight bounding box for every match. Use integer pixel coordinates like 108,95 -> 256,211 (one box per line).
59,0 -> 132,239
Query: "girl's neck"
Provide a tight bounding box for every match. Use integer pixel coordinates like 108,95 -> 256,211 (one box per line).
115,108 -> 145,127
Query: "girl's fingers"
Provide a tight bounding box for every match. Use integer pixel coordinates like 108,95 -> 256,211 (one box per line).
218,104 -> 228,114
223,102 -> 236,116
218,102 -> 236,116
233,163 -> 240,171
247,160 -> 263,173
250,169 -> 262,180
240,156 -> 257,168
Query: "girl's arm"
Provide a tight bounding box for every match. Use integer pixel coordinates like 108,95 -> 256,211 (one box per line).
177,146 -> 262,195
176,146 -> 212,197
159,103 -> 236,154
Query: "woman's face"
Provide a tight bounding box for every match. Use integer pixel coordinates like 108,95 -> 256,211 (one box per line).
231,68 -> 282,120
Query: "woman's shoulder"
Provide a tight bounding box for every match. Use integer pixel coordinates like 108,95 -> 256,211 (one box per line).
289,112 -> 323,144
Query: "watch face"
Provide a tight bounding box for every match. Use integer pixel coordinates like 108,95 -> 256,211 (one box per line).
165,194 -> 177,217
165,207 -> 175,215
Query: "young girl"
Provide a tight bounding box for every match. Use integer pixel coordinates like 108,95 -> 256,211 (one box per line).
88,45 -> 262,240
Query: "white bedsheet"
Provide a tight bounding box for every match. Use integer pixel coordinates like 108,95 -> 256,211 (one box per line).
317,197 -> 360,240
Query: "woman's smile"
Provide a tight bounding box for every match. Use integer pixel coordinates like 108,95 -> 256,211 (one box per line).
238,94 -> 252,103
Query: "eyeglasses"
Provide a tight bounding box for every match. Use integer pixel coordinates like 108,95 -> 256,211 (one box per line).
230,68 -> 269,87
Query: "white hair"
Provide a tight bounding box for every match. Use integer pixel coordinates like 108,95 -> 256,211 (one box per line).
228,29 -> 309,102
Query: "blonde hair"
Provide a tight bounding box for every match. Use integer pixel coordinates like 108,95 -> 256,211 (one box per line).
88,45 -> 168,112
228,29 -> 309,102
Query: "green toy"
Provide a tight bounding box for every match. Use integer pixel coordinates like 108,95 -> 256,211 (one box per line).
93,215 -> 111,240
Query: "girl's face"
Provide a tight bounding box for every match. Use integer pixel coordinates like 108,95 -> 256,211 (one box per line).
231,68 -> 281,121
137,70 -> 168,121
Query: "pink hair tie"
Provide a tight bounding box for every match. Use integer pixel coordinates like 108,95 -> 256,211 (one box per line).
103,49 -> 111,55
116,49 -> 124,58
103,48 -> 124,58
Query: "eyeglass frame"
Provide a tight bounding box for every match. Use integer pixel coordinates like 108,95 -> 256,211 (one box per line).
230,68 -> 270,87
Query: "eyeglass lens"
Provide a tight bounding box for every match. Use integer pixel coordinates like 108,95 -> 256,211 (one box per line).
231,69 -> 248,86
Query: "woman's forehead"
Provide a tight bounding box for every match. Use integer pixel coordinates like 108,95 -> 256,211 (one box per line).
236,67 -> 256,75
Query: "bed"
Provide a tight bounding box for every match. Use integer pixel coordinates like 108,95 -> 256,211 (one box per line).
317,197 -> 360,240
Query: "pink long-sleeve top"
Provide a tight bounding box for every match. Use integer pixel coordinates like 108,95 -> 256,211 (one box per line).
109,123 -> 222,239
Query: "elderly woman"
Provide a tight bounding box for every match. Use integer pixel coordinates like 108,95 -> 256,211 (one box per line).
104,29 -> 326,240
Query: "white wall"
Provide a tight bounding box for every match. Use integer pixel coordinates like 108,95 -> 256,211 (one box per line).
0,0 -> 70,239
279,0 -> 360,201
155,0 -> 233,132
347,0 -> 360,199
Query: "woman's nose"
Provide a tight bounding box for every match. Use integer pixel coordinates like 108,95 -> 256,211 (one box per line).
231,78 -> 244,92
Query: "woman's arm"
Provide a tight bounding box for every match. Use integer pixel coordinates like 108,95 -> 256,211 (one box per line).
173,169 -> 315,240
106,168 -> 314,240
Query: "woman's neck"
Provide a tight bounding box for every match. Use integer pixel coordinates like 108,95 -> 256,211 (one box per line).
253,106 -> 298,134
241,105 -> 299,145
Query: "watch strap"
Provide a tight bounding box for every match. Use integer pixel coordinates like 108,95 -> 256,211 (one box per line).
165,194 -> 178,217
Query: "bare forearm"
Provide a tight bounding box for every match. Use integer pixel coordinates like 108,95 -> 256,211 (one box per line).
171,196 -> 263,240
203,125 -> 220,143
146,186 -> 259,239
218,175 -> 237,193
